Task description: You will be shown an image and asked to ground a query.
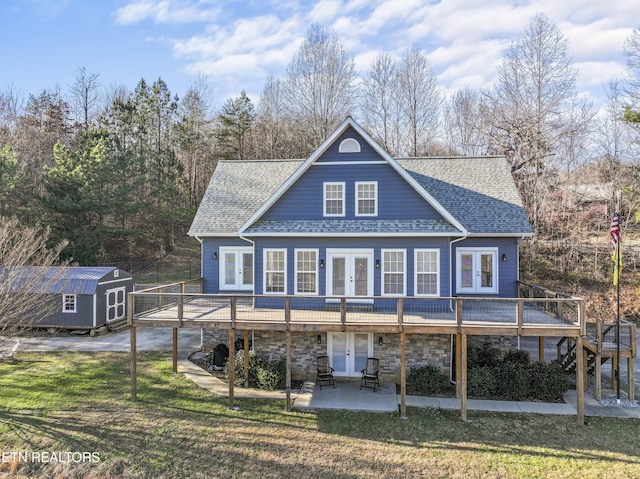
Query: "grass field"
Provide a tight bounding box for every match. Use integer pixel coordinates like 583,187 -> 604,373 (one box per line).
1,352 -> 639,478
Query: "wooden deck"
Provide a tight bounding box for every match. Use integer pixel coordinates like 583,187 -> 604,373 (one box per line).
127,281 -> 587,425
130,294 -> 584,337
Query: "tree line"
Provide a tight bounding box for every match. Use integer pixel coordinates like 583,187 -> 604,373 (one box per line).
1,13 -> 640,267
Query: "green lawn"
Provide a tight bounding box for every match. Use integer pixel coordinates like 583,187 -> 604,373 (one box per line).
1,352 -> 639,478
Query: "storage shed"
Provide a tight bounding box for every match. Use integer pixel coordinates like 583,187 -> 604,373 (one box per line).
14,266 -> 134,329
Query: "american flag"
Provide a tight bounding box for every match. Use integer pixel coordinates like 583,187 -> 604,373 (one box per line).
610,211 -> 620,253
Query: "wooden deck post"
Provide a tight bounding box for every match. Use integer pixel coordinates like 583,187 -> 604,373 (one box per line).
612,356 -> 618,391
244,330 -> 250,388
229,297 -> 236,410
455,334 -> 461,399
285,297 -> 292,412
460,333 -> 468,422
538,336 -> 545,363
172,328 -> 178,373
130,325 -> 137,401
576,335 -> 584,426
228,327 -> 235,410
400,330 -> 407,419
595,351 -> 602,401
340,297 -> 346,331
628,357 -> 635,402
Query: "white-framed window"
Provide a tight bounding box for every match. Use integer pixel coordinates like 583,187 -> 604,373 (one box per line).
456,248 -> 498,294
339,138 -> 361,153
324,182 -> 345,217
415,249 -> 440,296
264,249 -> 287,294
114,270 -> 119,278
382,249 -> 406,296
355,181 -> 378,216
219,246 -> 253,291
295,249 -> 318,295
62,294 -> 76,313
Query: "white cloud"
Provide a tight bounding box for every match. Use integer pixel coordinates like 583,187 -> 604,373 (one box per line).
113,0 -> 221,25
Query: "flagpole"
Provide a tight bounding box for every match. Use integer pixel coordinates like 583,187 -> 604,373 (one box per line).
615,192 -> 621,402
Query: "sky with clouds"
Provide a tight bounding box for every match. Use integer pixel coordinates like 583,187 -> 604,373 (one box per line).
0,0 -> 638,112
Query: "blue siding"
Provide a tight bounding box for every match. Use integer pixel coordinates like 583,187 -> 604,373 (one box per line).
452,237 -> 520,297
316,127 -> 382,163
203,237 -> 253,294
252,237 -> 451,297
262,163 -> 443,221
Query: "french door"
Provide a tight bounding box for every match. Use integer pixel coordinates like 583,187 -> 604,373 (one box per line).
456,248 -> 498,294
326,249 -> 373,300
328,332 -> 372,377
219,247 -> 253,291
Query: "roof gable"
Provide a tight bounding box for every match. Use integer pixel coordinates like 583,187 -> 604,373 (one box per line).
240,117 -> 466,234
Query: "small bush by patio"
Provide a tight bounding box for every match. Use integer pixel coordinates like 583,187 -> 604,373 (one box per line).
407,364 -> 454,396
226,351 -> 286,391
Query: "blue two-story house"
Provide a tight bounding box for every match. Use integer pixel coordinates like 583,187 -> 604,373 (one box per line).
188,117 -> 533,379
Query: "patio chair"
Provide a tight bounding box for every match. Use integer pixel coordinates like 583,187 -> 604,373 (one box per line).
316,355 -> 335,389
360,357 -> 380,392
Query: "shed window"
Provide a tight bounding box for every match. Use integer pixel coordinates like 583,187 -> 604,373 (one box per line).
62,294 -> 76,313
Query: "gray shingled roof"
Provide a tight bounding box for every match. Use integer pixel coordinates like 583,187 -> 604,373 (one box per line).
2,266 -> 130,294
188,159 -> 304,236
397,157 -> 532,235
189,156 -> 532,237
244,219 -> 460,235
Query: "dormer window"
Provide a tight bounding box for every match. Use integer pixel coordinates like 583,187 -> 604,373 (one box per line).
339,138 -> 361,153
356,181 -> 378,216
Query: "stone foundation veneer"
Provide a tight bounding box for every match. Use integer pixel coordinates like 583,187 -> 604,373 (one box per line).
202,328 -> 453,382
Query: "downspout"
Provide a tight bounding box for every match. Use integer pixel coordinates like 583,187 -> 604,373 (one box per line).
239,234 -> 256,352
194,235 -> 204,350
449,235 -> 468,305
449,234 -> 468,385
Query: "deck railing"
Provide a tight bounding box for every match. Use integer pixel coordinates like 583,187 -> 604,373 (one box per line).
128,281 -> 585,335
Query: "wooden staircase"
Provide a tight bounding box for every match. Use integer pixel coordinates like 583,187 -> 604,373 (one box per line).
557,319 -> 637,401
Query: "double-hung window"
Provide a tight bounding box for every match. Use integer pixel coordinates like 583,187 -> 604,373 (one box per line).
324,182 -> 345,216
382,249 -> 406,296
356,181 -> 377,216
295,249 -> 318,294
415,249 -> 439,296
264,249 -> 286,294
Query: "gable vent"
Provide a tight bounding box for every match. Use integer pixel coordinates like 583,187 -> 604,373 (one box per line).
339,138 -> 361,153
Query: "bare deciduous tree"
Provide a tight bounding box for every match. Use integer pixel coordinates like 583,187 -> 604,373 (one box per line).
284,24 -> 357,146
397,46 -> 442,156
0,217 -> 69,345
443,86 -> 490,156
69,66 -> 101,129
487,12 -> 592,235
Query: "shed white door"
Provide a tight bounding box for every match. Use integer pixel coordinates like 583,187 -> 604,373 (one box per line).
106,286 -> 126,323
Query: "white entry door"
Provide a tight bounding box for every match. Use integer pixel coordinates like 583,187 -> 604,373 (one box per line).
326,249 -> 373,300
328,332 -> 372,377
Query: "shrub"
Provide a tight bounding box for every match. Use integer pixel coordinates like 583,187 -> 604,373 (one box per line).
225,351 -> 286,391
503,349 -> 531,365
468,342 -> 502,369
493,362 -> 530,401
527,361 -> 569,402
407,364 -> 453,396
468,366 -> 497,398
